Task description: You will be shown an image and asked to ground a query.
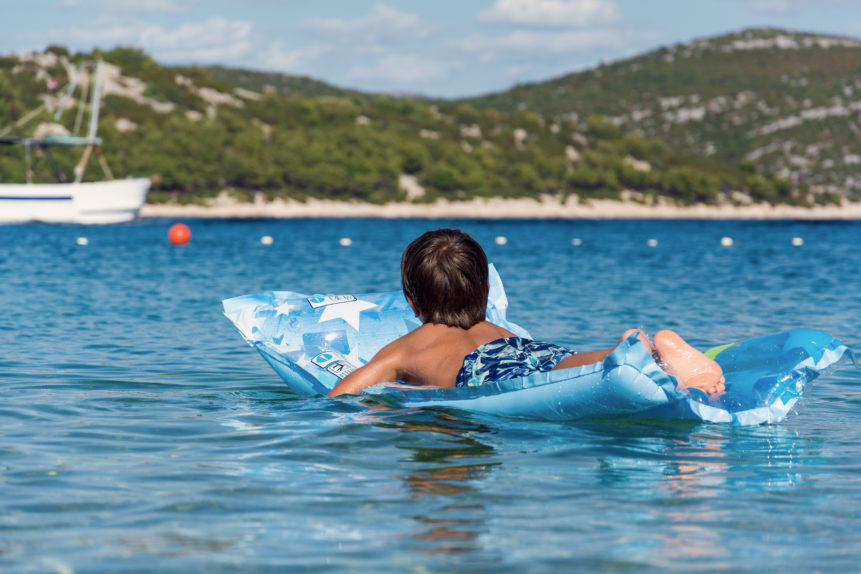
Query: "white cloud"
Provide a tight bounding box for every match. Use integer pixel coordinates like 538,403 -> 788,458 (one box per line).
34,15 -> 252,63
455,28 -> 624,60
296,3 -> 439,88
752,0 -> 801,14
261,42 -> 329,75
104,0 -> 187,13
478,0 -> 619,27
58,19 -> 143,47
302,4 -> 426,44
62,0 -> 193,13
139,17 -> 252,62
751,0 -> 848,14
348,53 -> 451,86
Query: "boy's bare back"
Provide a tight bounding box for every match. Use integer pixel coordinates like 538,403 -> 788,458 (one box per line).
328,321 -> 515,396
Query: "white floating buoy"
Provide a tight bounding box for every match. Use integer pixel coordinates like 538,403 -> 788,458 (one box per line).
792,237 -> 804,247
494,235 -> 508,246
260,235 -> 274,246
572,238 -> 582,246
647,238 -> 658,248
339,237 -> 352,247
721,236 -> 734,247
76,237 -> 88,246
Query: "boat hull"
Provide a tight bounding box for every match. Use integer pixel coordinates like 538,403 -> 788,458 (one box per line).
0,178 -> 150,224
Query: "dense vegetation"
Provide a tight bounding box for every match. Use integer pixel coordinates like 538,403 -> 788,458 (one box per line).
0,39 -> 839,207
465,28 -> 861,199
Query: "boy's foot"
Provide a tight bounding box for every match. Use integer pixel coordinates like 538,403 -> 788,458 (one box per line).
652,330 -> 725,395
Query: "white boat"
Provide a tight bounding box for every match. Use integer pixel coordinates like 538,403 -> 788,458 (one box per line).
0,60 -> 150,224
0,179 -> 150,224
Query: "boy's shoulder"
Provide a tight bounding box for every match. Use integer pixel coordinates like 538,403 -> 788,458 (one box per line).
370,323 -> 454,377
384,323 -> 462,356
398,322 -> 445,347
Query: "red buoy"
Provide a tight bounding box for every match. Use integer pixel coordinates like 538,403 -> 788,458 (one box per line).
168,223 -> 191,246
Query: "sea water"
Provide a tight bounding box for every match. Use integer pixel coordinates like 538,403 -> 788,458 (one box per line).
1,218 -> 859,573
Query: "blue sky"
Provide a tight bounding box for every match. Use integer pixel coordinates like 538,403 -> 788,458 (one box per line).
2,0 -> 860,98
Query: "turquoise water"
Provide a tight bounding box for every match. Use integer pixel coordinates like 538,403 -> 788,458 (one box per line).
1,218 -> 859,573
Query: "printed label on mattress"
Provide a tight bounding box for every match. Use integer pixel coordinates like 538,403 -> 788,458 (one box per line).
307,295 -> 357,309
311,352 -> 357,379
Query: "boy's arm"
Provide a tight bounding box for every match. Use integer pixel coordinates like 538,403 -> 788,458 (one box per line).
327,344 -> 403,397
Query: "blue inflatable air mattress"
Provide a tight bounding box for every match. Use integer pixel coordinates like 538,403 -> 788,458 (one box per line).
223,266 -> 849,425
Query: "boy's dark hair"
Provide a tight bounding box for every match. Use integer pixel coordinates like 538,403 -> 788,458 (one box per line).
401,228 -> 489,329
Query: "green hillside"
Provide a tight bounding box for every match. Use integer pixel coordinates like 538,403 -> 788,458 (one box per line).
465,28 -> 861,199
0,42 -> 828,207
206,66 -> 356,99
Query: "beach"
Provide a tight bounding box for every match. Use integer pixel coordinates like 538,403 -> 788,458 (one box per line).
140,191 -> 861,220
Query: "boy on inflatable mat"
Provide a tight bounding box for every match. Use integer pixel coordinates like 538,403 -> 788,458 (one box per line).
328,229 -> 725,397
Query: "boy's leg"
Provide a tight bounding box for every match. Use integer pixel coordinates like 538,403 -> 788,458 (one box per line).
553,328 -> 652,370
652,330 -> 725,394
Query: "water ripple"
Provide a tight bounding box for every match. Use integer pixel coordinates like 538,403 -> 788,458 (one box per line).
1,219 -> 859,572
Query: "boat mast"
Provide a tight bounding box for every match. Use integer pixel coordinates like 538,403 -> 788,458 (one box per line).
87,60 -> 102,141
74,60 -> 103,184
52,65 -> 82,125
73,67 -> 89,136
25,141 -> 32,184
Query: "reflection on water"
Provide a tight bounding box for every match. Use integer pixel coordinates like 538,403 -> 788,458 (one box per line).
585,418 -> 813,492
579,419 -> 829,568
370,407 -> 499,555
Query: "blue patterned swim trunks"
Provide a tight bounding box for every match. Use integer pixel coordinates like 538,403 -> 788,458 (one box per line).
456,337 -> 574,388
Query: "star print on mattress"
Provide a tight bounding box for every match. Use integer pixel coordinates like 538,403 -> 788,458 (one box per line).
315,297 -> 378,330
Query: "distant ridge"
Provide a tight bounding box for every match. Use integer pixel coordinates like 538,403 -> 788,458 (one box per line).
0,37 -> 845,208
463,28 -> 861,197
